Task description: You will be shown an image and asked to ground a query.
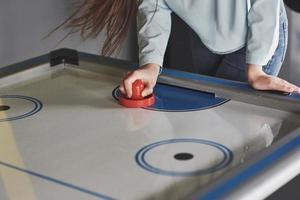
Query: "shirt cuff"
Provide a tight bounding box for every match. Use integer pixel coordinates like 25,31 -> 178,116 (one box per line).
139,54 -> 164,68
246,53 -> 270,66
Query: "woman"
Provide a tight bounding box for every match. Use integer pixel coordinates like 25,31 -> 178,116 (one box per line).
58,0 -> 300,98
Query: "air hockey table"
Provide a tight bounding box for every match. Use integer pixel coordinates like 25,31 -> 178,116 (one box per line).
0,49 -> 300,200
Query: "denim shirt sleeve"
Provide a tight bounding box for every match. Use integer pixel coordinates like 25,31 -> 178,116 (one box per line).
137,0 -> 172,67
246,0 -> 281,65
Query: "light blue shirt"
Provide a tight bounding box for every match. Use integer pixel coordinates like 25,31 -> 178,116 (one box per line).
137,0 -> 282,67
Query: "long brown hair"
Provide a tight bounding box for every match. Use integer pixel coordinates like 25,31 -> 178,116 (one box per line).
49,0 -> 137,56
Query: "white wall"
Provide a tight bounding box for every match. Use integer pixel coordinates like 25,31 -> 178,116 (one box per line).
0,0 -> 138,68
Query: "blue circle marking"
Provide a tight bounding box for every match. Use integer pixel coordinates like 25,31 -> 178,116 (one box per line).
135,139 -> 233,177
0,95 -> 43,122
112,83 -> 229,112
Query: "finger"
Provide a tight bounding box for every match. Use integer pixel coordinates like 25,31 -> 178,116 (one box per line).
271,78 -> 297,93
279,80 -> 297,93
119,71 -> 131,95
141,82 -> 154,97
288,84 -> 300,93
119,85 -> 125,94
123,71 -> 140,98
287,82 -> 300,93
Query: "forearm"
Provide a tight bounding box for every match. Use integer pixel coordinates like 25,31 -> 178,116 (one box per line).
246,64 -> 265,84
140,63 -> 161,75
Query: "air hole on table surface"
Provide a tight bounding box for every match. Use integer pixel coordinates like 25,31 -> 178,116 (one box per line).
174,153 -> 194,161
0,105 -> 10,111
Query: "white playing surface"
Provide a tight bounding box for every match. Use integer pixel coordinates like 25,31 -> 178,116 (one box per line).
0,63 -> 299,200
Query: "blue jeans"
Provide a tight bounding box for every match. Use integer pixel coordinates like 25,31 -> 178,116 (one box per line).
190,3 -> 288,82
